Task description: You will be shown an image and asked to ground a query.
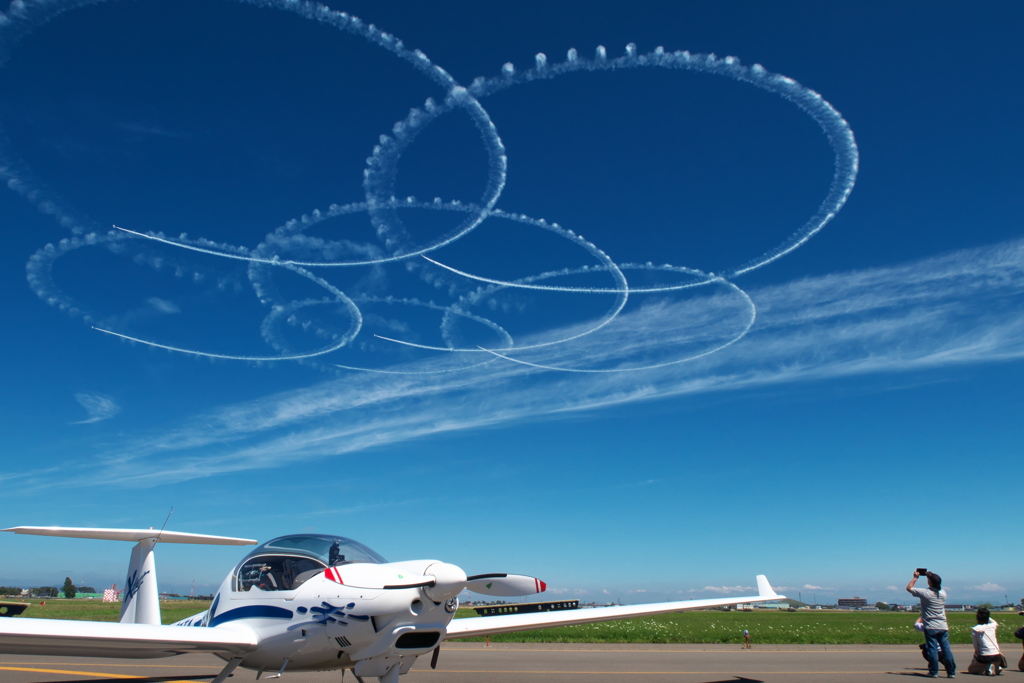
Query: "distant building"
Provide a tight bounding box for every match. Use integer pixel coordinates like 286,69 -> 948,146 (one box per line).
838,597 -> 868,609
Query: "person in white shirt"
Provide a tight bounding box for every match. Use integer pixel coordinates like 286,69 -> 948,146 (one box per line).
967,608 -> 1004,676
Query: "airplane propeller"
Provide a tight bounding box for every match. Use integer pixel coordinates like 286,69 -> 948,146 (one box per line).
421,565 -> 547,601
324,564 -> 546,600
429,646 -> 440,669
422,572 -> 545,673
466,573 -> 547,596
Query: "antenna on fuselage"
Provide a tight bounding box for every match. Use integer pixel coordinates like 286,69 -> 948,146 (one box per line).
158,507 -> 175,538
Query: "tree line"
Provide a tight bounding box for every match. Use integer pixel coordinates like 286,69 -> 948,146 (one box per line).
0,578 -> 97,598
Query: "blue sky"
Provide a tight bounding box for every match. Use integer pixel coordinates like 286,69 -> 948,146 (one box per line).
0,0 -> 1022,607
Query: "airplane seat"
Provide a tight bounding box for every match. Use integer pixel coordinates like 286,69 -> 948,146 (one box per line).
237,555 -> 329,591
292,568 -> 324,589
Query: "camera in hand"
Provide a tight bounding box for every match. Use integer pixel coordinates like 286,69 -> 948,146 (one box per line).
916,567 -> 928,574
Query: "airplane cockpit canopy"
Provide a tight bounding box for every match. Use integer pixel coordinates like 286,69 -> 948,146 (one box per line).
233,534 -> 388,593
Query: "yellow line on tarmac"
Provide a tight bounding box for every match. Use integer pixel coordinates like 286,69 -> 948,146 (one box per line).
443,646 -> 914,653
0,666 -> 201,682
1,663 -> 215,670
422,670 -> 899,676
0,667 -> 140,678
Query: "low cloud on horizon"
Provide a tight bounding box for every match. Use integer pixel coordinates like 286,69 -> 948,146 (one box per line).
691,585 -> 754,595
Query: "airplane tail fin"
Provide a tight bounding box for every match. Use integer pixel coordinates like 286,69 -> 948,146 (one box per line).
121,537 -> 160,624
755,574 -> 779,599
2,526 -> 256,625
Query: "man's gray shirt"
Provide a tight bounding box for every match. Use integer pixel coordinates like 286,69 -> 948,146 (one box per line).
910,587 -> 949,630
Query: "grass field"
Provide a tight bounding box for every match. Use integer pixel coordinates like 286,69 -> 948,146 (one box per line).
454,609 -> 1024,645
5,600 -> 1022,646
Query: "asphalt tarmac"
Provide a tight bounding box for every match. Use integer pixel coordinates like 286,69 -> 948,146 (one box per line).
1,643 -> 1020,683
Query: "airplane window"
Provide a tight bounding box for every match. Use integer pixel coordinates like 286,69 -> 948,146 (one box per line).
233,534 -> 387,592
252,534 -> 387,566
235,555 -> 326,592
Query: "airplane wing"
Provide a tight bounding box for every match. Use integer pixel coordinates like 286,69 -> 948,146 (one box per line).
2,527 -> 256,545
0,617 -> 258,659
445,575 -> 784,639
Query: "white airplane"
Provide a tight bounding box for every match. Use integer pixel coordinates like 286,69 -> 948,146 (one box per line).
0,526 -> 784,682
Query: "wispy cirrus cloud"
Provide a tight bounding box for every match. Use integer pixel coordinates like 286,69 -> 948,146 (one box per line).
71,392 -> 120,425
23,238 -> 1024,487
147,297 -> 180,314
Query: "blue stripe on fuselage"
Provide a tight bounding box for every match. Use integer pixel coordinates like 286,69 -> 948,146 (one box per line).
209,604 -> 294,627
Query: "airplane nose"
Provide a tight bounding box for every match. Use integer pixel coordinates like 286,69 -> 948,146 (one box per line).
422,562 -> 467,603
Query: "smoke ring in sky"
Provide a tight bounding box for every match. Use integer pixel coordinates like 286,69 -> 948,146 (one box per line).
25,229 -> 364,361
462,45 -> 859,280
3,0 -> 859,373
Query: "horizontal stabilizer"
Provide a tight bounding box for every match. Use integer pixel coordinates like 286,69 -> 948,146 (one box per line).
2,527 -> 257,546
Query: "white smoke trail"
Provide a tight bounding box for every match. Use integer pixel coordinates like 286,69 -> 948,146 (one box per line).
335,295 -> 514,374
3,0 -> 858,374
464,43 -> 858,280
